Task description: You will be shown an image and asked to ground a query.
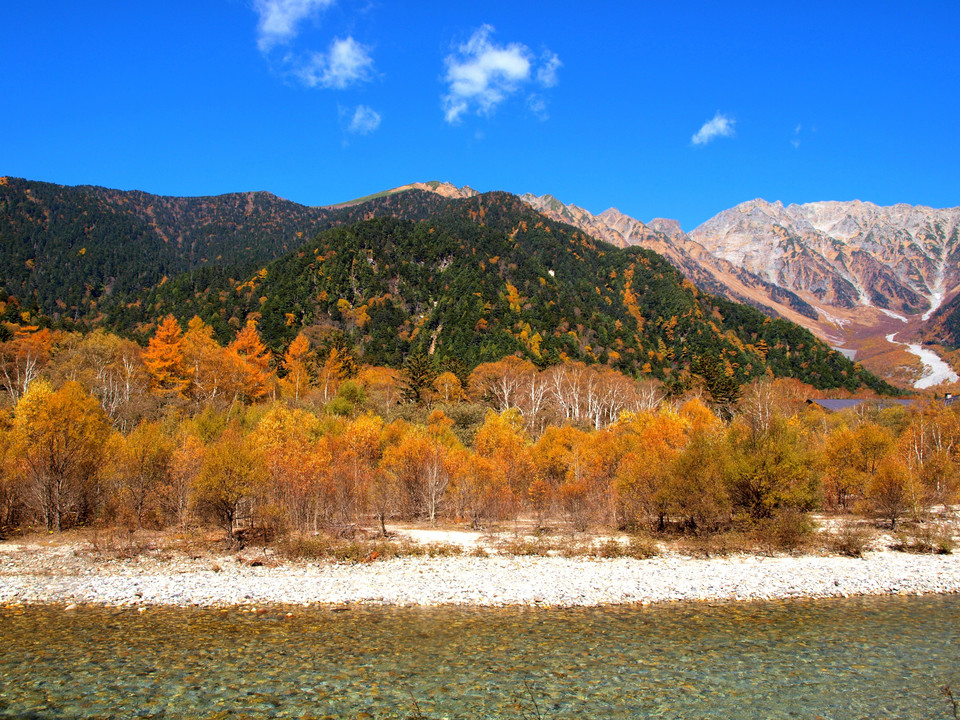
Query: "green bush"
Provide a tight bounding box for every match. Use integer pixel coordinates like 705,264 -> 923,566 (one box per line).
325,396 -> 354,417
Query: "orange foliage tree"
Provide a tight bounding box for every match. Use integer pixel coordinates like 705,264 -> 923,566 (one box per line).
117,421 -> 174,528
381,412 -> 459,523
191,425 -> 265,542
250,404 -> 324,532
0,326 -> 54,403
142,316 -> 189,398
13,380 -> 112,531
182,316 -> 232,405
279,334 -> 312,401
228,321 -> 274,403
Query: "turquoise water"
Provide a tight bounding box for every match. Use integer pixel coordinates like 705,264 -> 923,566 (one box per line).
1,595 -> 958,719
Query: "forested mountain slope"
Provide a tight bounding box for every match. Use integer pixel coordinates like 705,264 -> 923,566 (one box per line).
0,177 -> 453,323
133,191 -> 892,393
521,191 -> 960,388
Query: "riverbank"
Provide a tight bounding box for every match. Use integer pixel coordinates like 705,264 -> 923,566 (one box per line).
2,533 -> 959,607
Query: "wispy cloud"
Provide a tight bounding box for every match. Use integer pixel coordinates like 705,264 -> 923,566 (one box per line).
536,52 -> 562,88
254,0 -> 335,52
442,25 -> 560,124
296,36 -> 374,89
691,112 -> 736,146
527,95 -> 550,121
347,104 -> 381,135
791,123 -> 802,149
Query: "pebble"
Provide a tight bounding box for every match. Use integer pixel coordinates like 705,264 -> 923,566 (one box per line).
1,544 -> 959,608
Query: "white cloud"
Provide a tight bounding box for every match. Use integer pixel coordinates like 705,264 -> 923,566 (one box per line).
347,105 -> 381,135
255,0 -> 334,52
691,112 -> 736,145
442,25 -> 560,123
791,123 -> 802,149
527,95 -> 548,120
296,36 -> 374,89
536,52 -> 562,88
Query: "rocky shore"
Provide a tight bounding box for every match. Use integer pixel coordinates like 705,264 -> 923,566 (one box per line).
2,539 -> 959,608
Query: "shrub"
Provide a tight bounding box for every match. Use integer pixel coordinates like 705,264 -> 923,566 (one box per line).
325,396 -> 354,417
277,534 -> 463,562
890,524 -> 954,555
592,536 -> 660,559
498,535 -> 564,556
826,522 -> 874,558
675,530 -> 755,558
754,509 -> 816,554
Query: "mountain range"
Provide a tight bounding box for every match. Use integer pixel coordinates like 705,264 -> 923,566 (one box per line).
521,192 -> 960,389
1,174 -> 953,390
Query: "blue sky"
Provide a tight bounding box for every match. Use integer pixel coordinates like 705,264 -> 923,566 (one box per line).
2,1 -> 958,230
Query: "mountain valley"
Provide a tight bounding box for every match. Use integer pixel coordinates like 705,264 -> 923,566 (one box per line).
521,191 -> 960,389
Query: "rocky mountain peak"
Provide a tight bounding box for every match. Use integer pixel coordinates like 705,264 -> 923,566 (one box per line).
647,218 -> 684,239
520,194 -> 633,248
404,181 -> 479,199
519,189 -> 960,388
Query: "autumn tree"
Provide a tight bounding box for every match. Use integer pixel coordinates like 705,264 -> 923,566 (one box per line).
724,413 -> 820,519
117,421 -> 173,527
250,404 -> 324,533
228,320 -> 274,403
474,408 -> 536,502
435,448 -> 484,525
191,425 -> 265,542
612,409 -> 688,531
469,356 -> 537,411
142,316 -> 189,398
0,414 -> 28,529
0,326 -> 53,403
355,366 -> 401,415
164,431 -> 205,527
865,455 -> 916,529
48,330 -> 153,432
13,380 -> 111,531
898,405 -> 960,509
432,371 -> 465,403
664,430 -> 730,532
381,412 -> 458,523
279,333 -> 312,402
315,346 -> 354,403
182,316 -> 232,405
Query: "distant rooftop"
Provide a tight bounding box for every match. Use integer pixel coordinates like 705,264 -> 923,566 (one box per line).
806,398 -> 921,412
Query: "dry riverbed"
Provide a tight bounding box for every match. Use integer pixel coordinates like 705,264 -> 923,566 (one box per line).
2,523 -> 960,608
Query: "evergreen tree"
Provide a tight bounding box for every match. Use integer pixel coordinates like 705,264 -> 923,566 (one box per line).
691,353 -> 742,420
401,353 -> 437,405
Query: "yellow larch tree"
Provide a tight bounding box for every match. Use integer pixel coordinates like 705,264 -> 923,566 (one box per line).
182,316 -> 230,404
141,315 -> 189,398
279,333 -> 311,401
228,320 -> 274,403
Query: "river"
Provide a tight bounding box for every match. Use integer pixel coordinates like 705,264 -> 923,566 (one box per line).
2,596 -> 959,719
886,332 -> 958,389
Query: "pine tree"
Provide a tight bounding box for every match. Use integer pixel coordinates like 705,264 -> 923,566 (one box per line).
691,353 -> 742,420
400,353 -> 437,404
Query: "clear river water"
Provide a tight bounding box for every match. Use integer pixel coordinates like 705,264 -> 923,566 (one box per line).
1,595 -> 959,719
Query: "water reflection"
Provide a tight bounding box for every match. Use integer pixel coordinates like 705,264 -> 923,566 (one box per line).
1,595 -> 958,719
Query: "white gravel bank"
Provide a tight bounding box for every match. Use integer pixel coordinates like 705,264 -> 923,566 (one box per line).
1,543 -> 959,607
